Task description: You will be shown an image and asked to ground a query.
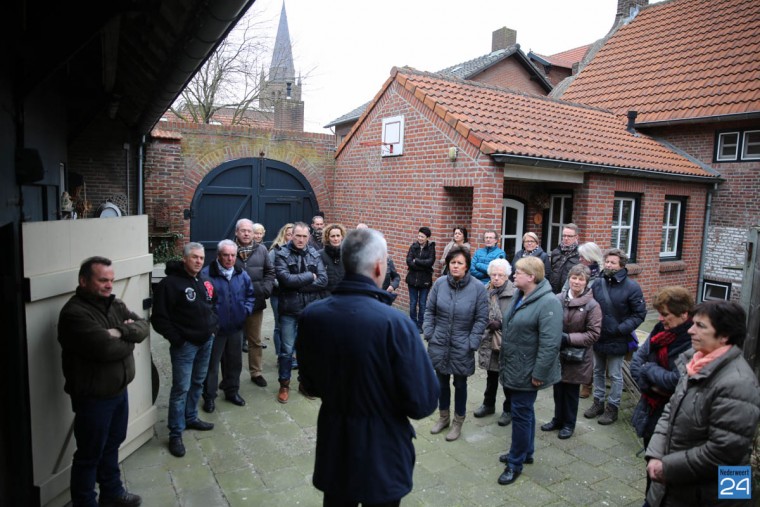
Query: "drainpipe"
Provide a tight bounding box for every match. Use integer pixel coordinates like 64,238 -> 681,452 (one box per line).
137,135 -> 146,215
697,183 -> 717,302
124,142 -> 130,215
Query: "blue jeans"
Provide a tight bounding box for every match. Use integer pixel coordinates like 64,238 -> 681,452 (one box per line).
271,296 -> 281,356
408,286 -> 429,330
168,338 -> 213,437
507,390 -> 538,472
278,314 -> 298,381
70,391 -> 128,507
592,350 -> 624,407
437,372 -> 468,416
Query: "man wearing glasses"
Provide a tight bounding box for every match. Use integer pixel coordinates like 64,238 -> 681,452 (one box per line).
549,224 -> 580,293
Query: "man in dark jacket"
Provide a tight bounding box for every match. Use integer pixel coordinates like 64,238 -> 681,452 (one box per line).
274,222 -> 328,403
298,228 -> 439,507
201,239 -> 254,412
58,256 -> 148,507
584,248 -> 646,425
549,223 -> 580,293
234,219 -> 275,387
151,243 -> 218,458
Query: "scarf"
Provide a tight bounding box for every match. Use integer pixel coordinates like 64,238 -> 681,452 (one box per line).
217,260 -> 234,281
236,238 -> 255,261
640,320 -> 691,413
489,281 -> 508,300
324,244 -> 341,264
686,344 -> 732,377
588,262 -> 600,280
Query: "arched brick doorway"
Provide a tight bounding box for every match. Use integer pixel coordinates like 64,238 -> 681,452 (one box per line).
190,157 -> 318,259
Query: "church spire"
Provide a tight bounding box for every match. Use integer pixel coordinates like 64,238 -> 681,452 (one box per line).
269,2 -> 295,83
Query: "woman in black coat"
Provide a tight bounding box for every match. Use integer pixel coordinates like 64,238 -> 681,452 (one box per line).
319,223 -> 347,294
405,226 -> 436,332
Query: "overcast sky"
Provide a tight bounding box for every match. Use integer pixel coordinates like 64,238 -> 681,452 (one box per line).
251,0 -> 662,134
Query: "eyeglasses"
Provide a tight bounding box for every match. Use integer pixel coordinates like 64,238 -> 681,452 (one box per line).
562,234 -> 577,238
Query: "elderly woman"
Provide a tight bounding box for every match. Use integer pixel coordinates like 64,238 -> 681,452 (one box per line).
497,256 -> 562,486
574,241 -> 604,398
645,300 -> 760,506
510,232 -> 550,283
320,223 -> 347,294
474,258 -> 515,426
631,286 -> 693,498
440,227 -> 470,275
540,264 -> 601,439
425,246 -> 488,441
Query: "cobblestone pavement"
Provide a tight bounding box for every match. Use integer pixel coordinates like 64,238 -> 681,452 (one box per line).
120,309 -> 651,506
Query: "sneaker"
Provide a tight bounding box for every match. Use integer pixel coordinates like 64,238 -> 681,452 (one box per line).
99,491 -> 142,507
168,437 -> 185,458
583,398 -> 605,419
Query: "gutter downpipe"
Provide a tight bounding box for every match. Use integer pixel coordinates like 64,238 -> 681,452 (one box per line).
137,134 -> 145,215
697,183 -> 717,302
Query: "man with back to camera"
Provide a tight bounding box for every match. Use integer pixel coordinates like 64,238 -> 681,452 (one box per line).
297,228 -> 439,507
151,242 -> 218,458
58,256 -> 149,507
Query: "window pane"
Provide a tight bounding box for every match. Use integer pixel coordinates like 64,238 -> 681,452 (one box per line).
611,229 -> 620,249
620,200 -> 633,226
743,131 -> 760,159
619,229 -> 630,253
551,197 -> 563,223
612,200 -> 621,226
718,132 -> 739,160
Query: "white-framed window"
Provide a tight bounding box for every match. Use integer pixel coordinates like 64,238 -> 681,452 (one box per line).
702,280 -> 731,301
381,115 -> 404,157
742,130 -> 760,160
660,198 -> 685,259
546,194 -> 572,250
716,132 -> 739,161
501,198 -> 525,261
611,194 -> 639,260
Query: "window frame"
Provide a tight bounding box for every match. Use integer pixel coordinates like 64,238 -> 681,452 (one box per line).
714,128 -> 760,162
702,280 -> 731,301
742,130 -> 760,160
611,192 -> 641,262
660,196 -> 687,260
545,193 -> 573,251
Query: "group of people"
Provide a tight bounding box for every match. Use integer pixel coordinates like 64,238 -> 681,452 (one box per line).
56,218 -> 760,507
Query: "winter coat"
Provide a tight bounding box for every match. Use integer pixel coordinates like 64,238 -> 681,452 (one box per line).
645,346 -> 760,507
629,320 -> 692,439
423,272 -> 489,376
201,261 -> 255,335
320,244 -> 345,294
470,245 -> 507,284
382,256 -> 401,291
405,241 -> 436,288
477,281 -> 515,372
274,241 -> 328,316
297,273 -> 439,504
58,287 -> 149,399
151,260 -> 218,346
592,268 -> 646,356
235,241 -> 275,311
549,245 -> 580,293
500,278 -> 562,391
510,247 -> 551,283
557,288 -> 601,384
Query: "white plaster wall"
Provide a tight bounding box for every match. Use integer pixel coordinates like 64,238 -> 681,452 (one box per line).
704,225 -> 747,300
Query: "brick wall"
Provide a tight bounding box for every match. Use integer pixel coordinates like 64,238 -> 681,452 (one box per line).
470,58 -> 548,96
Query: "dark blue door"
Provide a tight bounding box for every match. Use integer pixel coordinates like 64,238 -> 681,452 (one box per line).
190,157 -> 317,261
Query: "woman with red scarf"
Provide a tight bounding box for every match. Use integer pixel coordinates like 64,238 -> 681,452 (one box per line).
629,286 -> 693,495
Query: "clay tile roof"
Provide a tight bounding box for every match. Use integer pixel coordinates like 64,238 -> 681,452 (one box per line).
534,44 -> 592,69
392,67 -> 715,179
560,0 -> 760,125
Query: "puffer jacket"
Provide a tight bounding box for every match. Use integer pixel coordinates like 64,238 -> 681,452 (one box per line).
58,287 -> 149,399
510,247 -> 551,283
629,320 -> 692,439
549,244 -> 580,293
405,241 -> 436,288
202,261 -> 255,335
151,260 -> 218,346
477,280 -> 515,372
592,268 -> 646,356
274,241 -> 328,316
236,241 -> 275,311
499,278 -> 563,391
645,346 -> 760,507
557,288 -> 601,384
470,245 -> 507,284
320,244 -> 345,294
423,272 -> 488,376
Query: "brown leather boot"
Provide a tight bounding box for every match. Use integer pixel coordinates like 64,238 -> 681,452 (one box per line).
277,380 -> 290,404
430,409 -> 450,434
446,414 -> 466,441
580,384 -> 592,399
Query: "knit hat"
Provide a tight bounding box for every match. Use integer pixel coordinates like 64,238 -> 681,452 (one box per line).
419,226 -> 432,238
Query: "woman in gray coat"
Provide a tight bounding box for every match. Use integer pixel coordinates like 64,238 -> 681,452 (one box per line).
497,256 -> 562,486
540,264 -> 601,440
424,245 -> 488,442
645,300 -> 760,506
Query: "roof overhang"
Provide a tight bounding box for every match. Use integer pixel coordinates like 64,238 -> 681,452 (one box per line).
491,153 -> 723,184
634,111 -> 760,129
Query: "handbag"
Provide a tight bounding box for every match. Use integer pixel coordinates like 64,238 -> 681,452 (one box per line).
560,346 -> 586,363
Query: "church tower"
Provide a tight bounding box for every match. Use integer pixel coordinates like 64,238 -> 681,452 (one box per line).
259,2 -> 304,131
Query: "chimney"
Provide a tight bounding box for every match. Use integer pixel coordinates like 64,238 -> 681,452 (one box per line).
627,110 -> 638,133
615,0 -> 648,26
492,27 -> 517,52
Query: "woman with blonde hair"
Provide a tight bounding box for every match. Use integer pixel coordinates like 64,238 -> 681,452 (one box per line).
510,232 -> 550,282
268,223 -> 294,355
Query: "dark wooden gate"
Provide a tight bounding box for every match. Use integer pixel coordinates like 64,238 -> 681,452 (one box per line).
190,157 -> 317,261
